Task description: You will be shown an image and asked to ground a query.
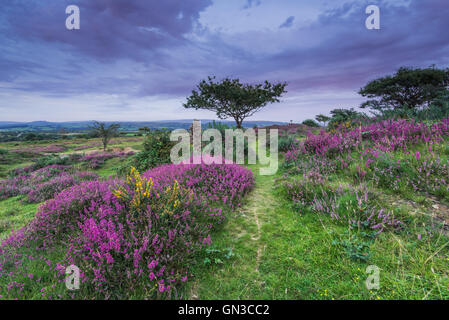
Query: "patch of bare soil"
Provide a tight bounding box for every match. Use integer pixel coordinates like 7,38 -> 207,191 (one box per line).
391,195 -> 449,235
68,146 -> 139,155
427,197 -> 449,235
111,146 -> 138,153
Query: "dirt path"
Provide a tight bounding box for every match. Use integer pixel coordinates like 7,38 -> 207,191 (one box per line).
241,171 -> 276,274
188,164 -> 280,299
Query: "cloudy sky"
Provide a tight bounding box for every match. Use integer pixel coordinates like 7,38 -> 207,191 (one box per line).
0,0 -> 448,122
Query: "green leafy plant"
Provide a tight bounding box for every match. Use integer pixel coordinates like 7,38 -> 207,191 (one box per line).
332,230 -> 375,262
201,246 -> 236,265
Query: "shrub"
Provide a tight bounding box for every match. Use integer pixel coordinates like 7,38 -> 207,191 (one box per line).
278,135 -> 299,152
33,155 -> 70,169
302,119 -> 320,128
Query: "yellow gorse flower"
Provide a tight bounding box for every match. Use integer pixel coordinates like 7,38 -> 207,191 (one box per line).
113,168 -> 185,216
113,167 -> 156,210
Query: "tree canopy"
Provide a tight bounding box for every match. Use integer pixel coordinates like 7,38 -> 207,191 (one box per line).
302,119 -> 320,127
184,76 -> 287,128
315,114 -> 330,126
359,66 -> 449,113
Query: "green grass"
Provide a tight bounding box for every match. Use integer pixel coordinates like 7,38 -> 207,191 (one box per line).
95,157 -> 126,178
186,162 -> 449,300
0,196 -> 39,240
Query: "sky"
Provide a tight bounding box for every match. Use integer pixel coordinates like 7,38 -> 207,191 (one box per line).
0,0 -> 448,122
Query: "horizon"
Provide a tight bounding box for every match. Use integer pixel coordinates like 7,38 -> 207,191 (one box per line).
1,0 -> 449,122
0,119 -> 288,124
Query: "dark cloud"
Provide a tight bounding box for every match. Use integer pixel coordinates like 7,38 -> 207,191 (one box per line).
2,0 -> 212,61
279,16 -> 295,28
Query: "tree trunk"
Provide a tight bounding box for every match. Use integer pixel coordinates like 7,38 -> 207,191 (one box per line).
234,117 -> 243,129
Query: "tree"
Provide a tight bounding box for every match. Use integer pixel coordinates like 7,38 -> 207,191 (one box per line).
90,121 -> 120,151
328,108 -> 367,129
315,114 -> 330,127
302,119 -> 320,127
184,76 -> 287,129
359,66 -> 449,114
23,132 -> 40,141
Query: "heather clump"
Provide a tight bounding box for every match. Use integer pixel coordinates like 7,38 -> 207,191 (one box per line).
283,153 -> 340,176
0,160 -> 254,299
279,174 -> 402,235
0,164 -> 99,203
9,145 -> 67,155
369,152 -> 449,199
142,161 -> 255,209
80,152 -> 134,169
26,171 -> 99,203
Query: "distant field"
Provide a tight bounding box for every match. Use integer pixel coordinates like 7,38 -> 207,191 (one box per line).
0,136 -> 144,178
0,120 -> 287,133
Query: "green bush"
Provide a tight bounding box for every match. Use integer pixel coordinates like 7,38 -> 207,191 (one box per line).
278,135 -> 299,152
118,130 -> 173,175
33,155 -> 71,170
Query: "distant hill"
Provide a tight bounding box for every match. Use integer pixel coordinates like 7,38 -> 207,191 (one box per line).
0,120 -> 287,132
0,121 -> 21,125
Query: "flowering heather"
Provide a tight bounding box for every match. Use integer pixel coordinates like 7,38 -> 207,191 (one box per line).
0,160 -> 254,299
80,152 -> 134,169
299,118 -> 449,157
283,153 -> 340,176
280,176 -> 402,234
142,159 -> 254,209
26,171 -> 99,203
370,153 -> 449,198
0,165 -> 98,203
10,145 -> 67,155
